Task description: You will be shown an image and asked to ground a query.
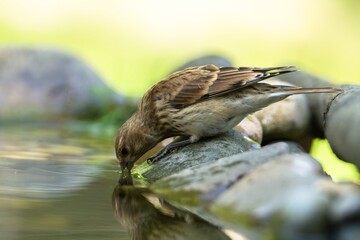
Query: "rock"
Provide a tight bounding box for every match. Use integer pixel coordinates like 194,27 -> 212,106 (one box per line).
234,114 -> 263,143
0,47 -> 123,119
325,85 -> 360,168
276,70 -> 360,166
330,191 -> 360,223
271,181 -> 360,240
144,144 -> 360,240
254,79 -> 312,143
210,153 -> 324,226
277,70 -> 337,138
270,186 -> 332,240
150,142 -> 303,204
328,182 -> 360,240
206,152 -> 360,239
135,130 -> 258,183
335,223 -> 360,240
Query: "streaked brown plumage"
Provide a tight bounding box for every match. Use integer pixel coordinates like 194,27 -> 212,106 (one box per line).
115,64 -> 340,176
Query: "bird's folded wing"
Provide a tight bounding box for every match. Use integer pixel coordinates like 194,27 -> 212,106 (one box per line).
150,64 -> 295,108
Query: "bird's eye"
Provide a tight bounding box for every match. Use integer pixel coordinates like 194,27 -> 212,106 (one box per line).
121,147 -> 128,156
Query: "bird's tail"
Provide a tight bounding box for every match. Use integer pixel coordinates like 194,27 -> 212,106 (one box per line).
267,86 -> 342,98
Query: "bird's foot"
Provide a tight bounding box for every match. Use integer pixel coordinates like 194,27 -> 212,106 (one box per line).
147,148 -> 169,164
146,138 -> 193,164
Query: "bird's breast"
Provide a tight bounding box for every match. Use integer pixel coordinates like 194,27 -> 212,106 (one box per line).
168,101 -> 246,138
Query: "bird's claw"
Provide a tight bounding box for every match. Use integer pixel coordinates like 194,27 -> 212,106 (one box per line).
147,157 -> 155,164
146,154 -> 164,164
146,149 -> 169,164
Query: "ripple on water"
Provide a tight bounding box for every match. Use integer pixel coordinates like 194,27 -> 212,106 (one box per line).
0,122 -> 115,200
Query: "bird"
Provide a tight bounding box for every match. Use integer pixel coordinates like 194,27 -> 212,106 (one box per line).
115,64 -> 340,177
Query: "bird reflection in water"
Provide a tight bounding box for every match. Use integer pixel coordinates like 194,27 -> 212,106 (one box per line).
112,175 -> 231,240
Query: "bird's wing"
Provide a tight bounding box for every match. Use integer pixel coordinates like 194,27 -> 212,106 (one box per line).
149,64 -> 296,108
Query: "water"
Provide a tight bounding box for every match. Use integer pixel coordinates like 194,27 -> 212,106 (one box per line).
0,122 -> 130,240
0,122 -> 246,240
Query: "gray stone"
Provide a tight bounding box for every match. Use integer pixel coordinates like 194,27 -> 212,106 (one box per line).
254,79 -> 312,142
325,85 -> 360,168
271,186 -> 331,240
278,68 -> 360,176
234,114 -> 263,143
330,189 -> 360,223
210,153 -> 324,225
150,142 -> 303,204
276,183 -> 359,240
336,223 -> 360,240
277,70 -> 336,138
0,47 -> 123,119
136,130 -> 258,183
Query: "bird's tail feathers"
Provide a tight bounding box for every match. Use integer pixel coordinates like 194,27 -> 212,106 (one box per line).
267,86 -> 342,98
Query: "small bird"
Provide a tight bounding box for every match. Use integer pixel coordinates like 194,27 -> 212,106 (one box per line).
115,64 -> 339,176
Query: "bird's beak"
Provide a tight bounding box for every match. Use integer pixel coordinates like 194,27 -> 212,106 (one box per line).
119,166 -> 133,186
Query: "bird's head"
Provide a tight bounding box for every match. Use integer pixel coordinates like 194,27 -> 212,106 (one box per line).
115,116 -> 158,180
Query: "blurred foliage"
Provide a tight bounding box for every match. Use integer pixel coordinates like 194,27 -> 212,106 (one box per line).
66,97 -> 138,137
1,0 -> 360,96
1,0 -> 359,182
311,139 -> 360,183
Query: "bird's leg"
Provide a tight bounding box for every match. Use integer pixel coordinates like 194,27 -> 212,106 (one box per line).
147,138 -> 192,164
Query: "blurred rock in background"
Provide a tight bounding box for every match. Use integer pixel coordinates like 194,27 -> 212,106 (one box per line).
0,47 -> 124,120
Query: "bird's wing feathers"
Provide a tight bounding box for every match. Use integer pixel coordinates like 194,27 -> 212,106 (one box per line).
150,64 -> 296,108
207,66 -> 296,97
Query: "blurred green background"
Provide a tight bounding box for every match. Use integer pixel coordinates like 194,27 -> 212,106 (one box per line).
1,0 -> 359,182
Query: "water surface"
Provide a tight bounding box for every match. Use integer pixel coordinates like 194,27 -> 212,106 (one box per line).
0,122 -> 129,240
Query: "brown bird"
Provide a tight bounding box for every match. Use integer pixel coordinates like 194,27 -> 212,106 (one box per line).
115,64 -> 339,176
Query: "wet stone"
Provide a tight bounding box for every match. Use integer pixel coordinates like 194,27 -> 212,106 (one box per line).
271,181 -> 360,240
335,223 -> 360,240
136,130 -> 259,183
328,184 -> 360,228
270,186 -> 332,240
150,142 -> 304,205
210,153 -> 324,226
